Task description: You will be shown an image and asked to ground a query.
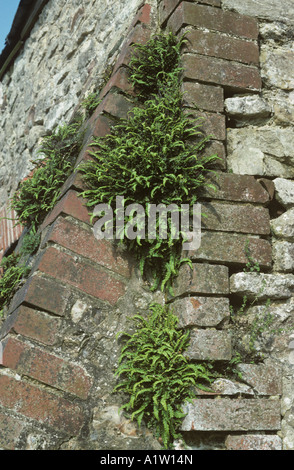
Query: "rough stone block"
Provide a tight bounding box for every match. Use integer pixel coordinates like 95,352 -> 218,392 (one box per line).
273,178 -> 294,209
273,240 -> 294,272
168,2 -> 259,39
180,398 -> 281,431
43,216 -> 131,278
0,306 -> 61,345
184,29 -> 259,65
227,128 -> 294,178
171,262 -> 229,297
1,336 -> 93,399
225,434 -> 282,450
0,373 -> 85,435
221,0 -> 294,23
225,95 -> 271,118
236,363 -> 283,396
271,208 -> 294,241
182,54 -> 261,92
230,272 -> 294,300
185,329 -> 232,361
188,232 -> 272,269
170,296 -> 230,328
34,246 -> 126,306
201,202 -> 270,235
200,173 -> 270,204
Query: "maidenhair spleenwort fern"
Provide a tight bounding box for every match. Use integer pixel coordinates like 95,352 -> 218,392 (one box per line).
80,32 -> 218,293
10,117 -> 84,230
114,303 -> 214,449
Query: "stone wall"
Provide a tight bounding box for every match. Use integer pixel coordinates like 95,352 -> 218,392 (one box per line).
0,0 -> 144,228
0,0 -> 293,451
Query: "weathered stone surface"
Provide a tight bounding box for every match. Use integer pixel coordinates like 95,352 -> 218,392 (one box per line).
271,208 -> 294,240
181,398 -> 281,431
261,45 -> 294,91
183,28 -> 259,65
211,378 -> 254,396
236,362 -> 283,395
171,263 -> 229,297
230,272 -> 294,300
182,81 -> 224,113
185,329 -> 232,361
0,0 -> 145,209
272,240 -> 294,272
201,202 -> 270,235
188,231 -> 272,268
227,127 -> 294,177
169,2 -> 259,39
183,54 -> 261,92
222,0 -> 294,23
170,296 -> 230,328
225,434 -> 282,450
268,90 -> 294,126
225,95 -> 271,118
247,297 -> 294,324
273,178 -> 294,208
200,173 -> 270,204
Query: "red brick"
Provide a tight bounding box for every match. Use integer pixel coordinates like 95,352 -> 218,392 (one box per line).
182,81 -> 224,113
181,399 -> 281,431
95,93 -> 134,120
43,217 -> 131,279
159,0 -> 182,25
1,336 -> 92,399
187,109 -> 226,141
201,140 -> 226,170
169,2 -> 259,39
188,231 -> 272,268
58,170 -> 86,198
0,305 -> 61,345
35,246 -> 126,305
183,54 -> 261,92
113,24 -> 151,74
201,202 -> 270,235
40,190 -> 91,230
0,411 -> 26,450
172,262 -> 229,297
99,67 -> 135,100
7,273 -> 70,317
225,434 -> 282,451
0,373 -> 85,435
184,29 -> 259,65
133,3 -> 152,25
200,173 -> 270,204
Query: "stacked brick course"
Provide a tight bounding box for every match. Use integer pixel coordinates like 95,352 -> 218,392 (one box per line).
0,0 -> 290,450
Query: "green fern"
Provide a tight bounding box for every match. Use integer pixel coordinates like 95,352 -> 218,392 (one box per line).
80,32 -> 218,292
10,117 -> 84,230
114,303 -> 214,449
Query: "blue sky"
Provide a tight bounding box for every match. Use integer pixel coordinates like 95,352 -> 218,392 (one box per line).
0,0 -> 20,53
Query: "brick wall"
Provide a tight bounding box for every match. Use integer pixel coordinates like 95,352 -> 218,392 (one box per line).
0,0 -> 290,451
